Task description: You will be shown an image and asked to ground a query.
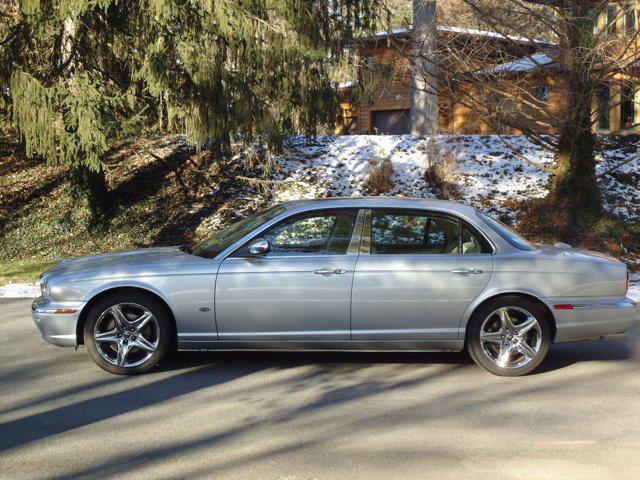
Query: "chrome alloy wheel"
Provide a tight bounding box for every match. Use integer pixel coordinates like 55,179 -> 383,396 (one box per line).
93,303 -> 159,368
479,306 -> 542,369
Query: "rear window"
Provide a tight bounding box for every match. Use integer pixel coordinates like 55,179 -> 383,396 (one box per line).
477,212 -> 536,251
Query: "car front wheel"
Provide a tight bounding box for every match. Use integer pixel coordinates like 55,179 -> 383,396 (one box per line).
467,296 -> 551,376
84,292 -> 171,375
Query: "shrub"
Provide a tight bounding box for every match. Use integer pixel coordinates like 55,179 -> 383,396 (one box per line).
423,137 -> 461,200
364,158 -> 395,195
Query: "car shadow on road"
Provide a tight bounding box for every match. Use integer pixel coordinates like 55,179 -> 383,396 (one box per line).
158,349 -> 476,372
0,330 -> 636,456
0,361 -> 264,453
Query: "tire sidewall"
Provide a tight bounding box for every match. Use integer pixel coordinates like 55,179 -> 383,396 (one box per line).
84,292 -> 171,375
467,296 -> 551,377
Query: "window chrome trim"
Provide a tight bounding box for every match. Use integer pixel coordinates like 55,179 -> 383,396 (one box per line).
571,301 -> 636,310
359,209 -> 372,255
347,209 -> 366,255
217,204 -> 498,260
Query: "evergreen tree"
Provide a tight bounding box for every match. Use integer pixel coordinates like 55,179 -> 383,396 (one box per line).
1,0 -> 379,223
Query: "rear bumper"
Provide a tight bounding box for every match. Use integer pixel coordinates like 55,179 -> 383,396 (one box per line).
547,297 -> 637,343
31,297 -> 85,347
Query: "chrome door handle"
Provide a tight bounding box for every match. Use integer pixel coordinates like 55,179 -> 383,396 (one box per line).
450,268 -> 483,275
314,268 -> 347,275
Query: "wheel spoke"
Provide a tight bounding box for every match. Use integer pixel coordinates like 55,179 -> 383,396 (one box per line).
516,317 -> 538,337
498,308 -> 514,331
497,344 -> 513,368
110,305 -> 128,331
95,329 -> 119,344
116,343 -> 131,366
133,311 -> 153,333
480,330 -> 503,344
133,334 -> 156,353
515,340 -> 537,359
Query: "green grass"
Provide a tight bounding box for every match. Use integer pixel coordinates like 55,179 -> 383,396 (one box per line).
0,260 -> 56,284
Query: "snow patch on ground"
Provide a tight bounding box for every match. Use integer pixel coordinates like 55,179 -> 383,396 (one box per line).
627,284 -> 640,303
268,134 -> 639,221
0,283 -> 39,299
273,134 -> 557,220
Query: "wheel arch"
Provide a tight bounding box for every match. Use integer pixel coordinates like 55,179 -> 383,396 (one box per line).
76,286 -> 178,349
461,291 -> 557,344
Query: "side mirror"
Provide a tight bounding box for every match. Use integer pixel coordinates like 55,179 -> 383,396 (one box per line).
248,238 -> 270,255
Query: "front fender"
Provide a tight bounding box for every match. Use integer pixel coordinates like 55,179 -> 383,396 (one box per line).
81,279 -> 177,313
73,274 -> 217,341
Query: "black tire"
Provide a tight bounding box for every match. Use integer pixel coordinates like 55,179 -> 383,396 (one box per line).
84,292 -> 171,375
467,296 -> 551,377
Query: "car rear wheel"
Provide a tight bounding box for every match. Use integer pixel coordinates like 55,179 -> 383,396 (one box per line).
467,296 -> 551,376
84,292 -> 171,375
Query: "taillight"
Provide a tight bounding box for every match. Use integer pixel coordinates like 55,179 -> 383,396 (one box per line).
627,270 -> 630,293
553,304 -> 574,310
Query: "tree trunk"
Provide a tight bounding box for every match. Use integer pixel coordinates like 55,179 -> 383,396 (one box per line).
411,0 -> 439,135
63,13 -> 110,225
70,163 -> 110,225
550,2 -> 601,215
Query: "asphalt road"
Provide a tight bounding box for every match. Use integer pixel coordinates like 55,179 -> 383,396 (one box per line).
1,298 -> 639,480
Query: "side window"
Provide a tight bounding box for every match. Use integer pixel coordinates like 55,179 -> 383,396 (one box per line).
370,211 -> 459,254
461,224 -> 483,255
369,210 -> 489,255
262,210 -> 357,256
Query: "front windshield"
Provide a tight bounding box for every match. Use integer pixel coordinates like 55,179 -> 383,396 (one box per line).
477,212 -> 536,251
191,205 -> 285,259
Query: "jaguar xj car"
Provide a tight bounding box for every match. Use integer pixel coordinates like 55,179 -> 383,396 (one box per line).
32,197 -> 636,376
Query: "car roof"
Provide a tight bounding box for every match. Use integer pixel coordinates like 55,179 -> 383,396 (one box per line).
281,197 -> 479,216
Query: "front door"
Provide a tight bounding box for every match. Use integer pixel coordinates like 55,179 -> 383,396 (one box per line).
351,209 -> 494,341
215,209 -> 361,342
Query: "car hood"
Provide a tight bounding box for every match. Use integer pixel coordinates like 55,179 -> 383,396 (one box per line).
42,247 -> 189,279
535,243 -> 621,263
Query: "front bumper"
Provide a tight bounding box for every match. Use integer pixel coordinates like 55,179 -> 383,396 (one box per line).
550,297 -> 637,343
32,297 -> 86,347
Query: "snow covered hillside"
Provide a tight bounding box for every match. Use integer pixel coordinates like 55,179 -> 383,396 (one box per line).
274,135 -> 554,219
207,134 -> 639,225
190,133 -> 640,272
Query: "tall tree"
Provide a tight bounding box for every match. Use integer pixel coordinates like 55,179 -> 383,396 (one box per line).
543,1 -> 602,212
406,0 -> 636,217
2,0 -> 379,223
411,0 -> 439,134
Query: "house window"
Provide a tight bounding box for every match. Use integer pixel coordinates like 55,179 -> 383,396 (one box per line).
596,82 -> 611,130
626,5 -> 637,35
607,5 -> 618,36
621,84 -> 637,130
534,84 -> 551,102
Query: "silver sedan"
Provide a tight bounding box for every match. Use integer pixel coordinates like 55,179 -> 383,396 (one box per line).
32,198 -> 636,376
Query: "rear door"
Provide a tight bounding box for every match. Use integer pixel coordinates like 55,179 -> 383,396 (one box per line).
351,209 -> 494,341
